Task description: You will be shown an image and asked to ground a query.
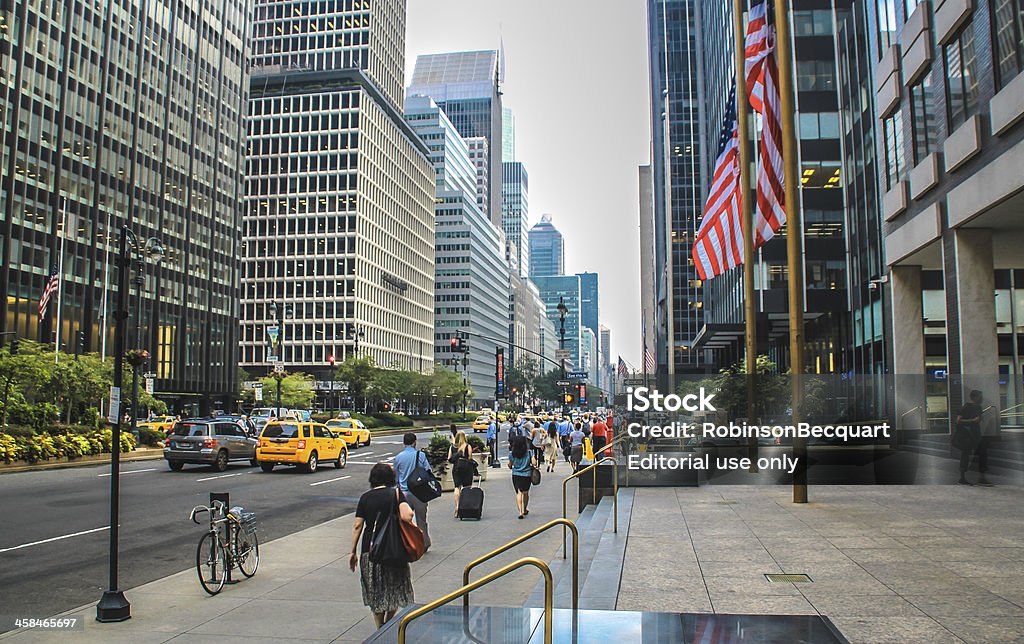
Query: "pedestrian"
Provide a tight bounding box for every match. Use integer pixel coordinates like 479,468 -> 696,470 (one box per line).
954,390 -> 990,485
557,415 -> 571,462
544,420 -> 559,472
590,416 -> 609,458
349,463 -> 415,629
392,433 -> 431,550
447,430 -> 474,517
569,422 -> 586,472
485,416 -> 499,466
449,423 -> 458,441
530,421 -> 546,464
508,435 -> 537,519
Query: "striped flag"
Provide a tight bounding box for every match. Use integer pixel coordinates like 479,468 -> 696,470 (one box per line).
746,0 -> 786,243
693,86 -> 743,280
39,264 -> 60,320
617,356 -> 628,376
644,347 -> 656,374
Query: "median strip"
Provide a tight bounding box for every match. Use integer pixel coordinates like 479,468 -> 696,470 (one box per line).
309,475 -> 352,487
0,526 -> 109,554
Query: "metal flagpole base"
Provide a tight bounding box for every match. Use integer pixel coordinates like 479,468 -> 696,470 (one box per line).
96,590 -> 131,622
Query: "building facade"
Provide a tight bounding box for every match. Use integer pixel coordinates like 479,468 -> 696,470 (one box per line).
404,95 -> 509,403
408,50 -> 504,227
871,0 -> 1024,428
578,271 -> 600,340
0,0 -> 252,413
465,137 -> 490,223
531,273 -> 582,370
502,161 -> 530,276
242,0 -> 435,378
528,215 -> 565,278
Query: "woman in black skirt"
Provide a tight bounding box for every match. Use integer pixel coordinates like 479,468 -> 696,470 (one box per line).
350,463 -> 415,629
448,430 -> 475,516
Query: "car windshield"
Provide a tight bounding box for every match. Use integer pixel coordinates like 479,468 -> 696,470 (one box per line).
262,423 -> 300,438
170,423 -> 209,437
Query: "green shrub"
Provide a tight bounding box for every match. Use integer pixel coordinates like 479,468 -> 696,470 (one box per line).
0,433 -> 23,463
372,412 -> 413,428
351,413 -> 380,428
311,412 -> 333,424
467,435 -> 486,452
138,428 -> 165,447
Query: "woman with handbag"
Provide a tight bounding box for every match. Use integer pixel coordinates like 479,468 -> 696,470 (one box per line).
350,463 -> 416,629
448,430 -> 474,517
508,435 -> 538,519
544,420 -> 559,472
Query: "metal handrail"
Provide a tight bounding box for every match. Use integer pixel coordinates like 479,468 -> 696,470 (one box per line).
898,406 -> 922,428
463,518 -> 579,610
562,457 -> 618,554
592,435 -> 626,460
397,557 -> 554,644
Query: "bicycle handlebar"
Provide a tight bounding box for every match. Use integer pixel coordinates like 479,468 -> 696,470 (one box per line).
189,500 -> 227,524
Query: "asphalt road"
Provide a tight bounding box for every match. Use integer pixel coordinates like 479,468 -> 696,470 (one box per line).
0,430 -> 438,628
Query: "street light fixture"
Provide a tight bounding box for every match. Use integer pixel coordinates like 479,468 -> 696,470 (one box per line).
269,301 -> 292,416
557,297 -> 569,408
128,237 -> 164,439
348,324 -> 365,357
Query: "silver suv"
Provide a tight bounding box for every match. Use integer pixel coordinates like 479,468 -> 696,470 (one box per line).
164,420 -> 259,472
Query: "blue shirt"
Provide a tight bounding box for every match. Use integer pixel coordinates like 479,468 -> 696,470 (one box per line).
392,446 -> 426,492
510,453 -> 533,476
486,422 -> 497,440
557,420 -> 571,436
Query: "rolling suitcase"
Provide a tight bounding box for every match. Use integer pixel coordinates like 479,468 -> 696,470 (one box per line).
457,480 -> 484,520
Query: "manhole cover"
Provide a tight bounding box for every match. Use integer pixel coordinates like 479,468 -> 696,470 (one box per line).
765,573 -> 812,583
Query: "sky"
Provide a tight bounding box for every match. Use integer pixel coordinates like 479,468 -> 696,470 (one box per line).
404,0 -> 652,369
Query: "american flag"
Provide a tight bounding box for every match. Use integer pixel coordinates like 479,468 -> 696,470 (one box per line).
39,264 -> 60,320
693,86 -> 743,280
617,356 -> 628,376
746,0 -> 786,243
644,347 -> 656,374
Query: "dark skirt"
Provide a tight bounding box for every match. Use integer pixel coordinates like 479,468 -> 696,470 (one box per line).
453,462 -> 474,487
359,552 -> 413,614
512,474 -> 532,493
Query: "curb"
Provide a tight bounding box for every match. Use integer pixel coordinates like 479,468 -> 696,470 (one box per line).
0,450 -> 165,474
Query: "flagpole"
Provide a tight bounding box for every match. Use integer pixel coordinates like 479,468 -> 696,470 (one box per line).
733,0 -> 759,473
54,197 -> 67,365
772,0 -> 807,503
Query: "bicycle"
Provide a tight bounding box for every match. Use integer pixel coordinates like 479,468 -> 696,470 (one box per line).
189,499 -> 259,595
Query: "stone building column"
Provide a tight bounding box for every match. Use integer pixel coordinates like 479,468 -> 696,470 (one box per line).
890,265 -> 926,430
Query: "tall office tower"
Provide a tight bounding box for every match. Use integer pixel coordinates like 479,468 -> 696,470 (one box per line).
242,0 -> 436,378
465,137 -> 490,219
581,326 -> 598,388
647,0 -> 707,372
871,0 -> 1024,426
404,95 -> 509,403
528,215 -> 565,278
639,164 -> 658,371
600,325 -> 612,368
577,272 -> 599,338
531,274 -> 582,370
502,161 -> 530,276
0,0 -> 251,414
656,1 -> 853,375
502,106 -> 516,162
409,50 -> 504,227
509,271 -> 547,367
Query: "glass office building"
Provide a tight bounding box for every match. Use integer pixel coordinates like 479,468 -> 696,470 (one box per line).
502,161 -> 529,277
0,0 -> 251,413
241,0 -> 436,376
531,274 -> 582,370
527,216 -> 564,278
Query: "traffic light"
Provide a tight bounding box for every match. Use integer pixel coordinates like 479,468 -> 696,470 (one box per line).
327,354 -> 336,366
563,392 -> 575,405
450,334 -> 466,353
450,336 -> 459,352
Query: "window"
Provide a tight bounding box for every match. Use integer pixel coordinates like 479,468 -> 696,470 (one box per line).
797,60 -> 836,91
944,22 -> 979,130
991,0 -> 1024,88
909,71 -> 937,163
799,112 -> 841,139
904,0 -> 923,17
794,10 -> 833,36
876,0 -> 898,58
882,110 -> 905,189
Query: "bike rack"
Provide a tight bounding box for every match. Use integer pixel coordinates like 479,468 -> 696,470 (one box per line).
210,492 -> 238,585
462,518 -> 579,610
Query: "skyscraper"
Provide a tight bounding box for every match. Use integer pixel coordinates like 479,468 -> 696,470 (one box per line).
404,95 -> 509,402
409,50 -> 504,227
241,0 -> 436,376
0,0 -> 251,413
502,106 -> 516,162
531,274 -> 582,370
502,161 -> 530,276
577,272 -> 600,338
528,216 -> 565,278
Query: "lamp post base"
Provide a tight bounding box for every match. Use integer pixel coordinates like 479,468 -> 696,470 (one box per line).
96,590 -> 131,622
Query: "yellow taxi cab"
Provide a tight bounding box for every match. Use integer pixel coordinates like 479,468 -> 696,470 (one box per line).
257,421 -> 347,473
472,414 -> 493,433
326,418 -> 371,448
138,415 -> 177,433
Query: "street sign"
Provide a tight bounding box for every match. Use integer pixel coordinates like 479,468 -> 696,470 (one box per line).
108,386 -> 121,424
623,377 -> 645,387
254,387 -> 263,401
567,371 -> 588,380
556,380 -> 571,387
144,377 -> 154,395
554,349 -> 570,360
273,362 -> 285,374
266,325 -> 280,362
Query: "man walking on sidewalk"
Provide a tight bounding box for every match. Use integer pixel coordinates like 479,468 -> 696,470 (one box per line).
486,416 -> 499,467
393,433 -> 431,550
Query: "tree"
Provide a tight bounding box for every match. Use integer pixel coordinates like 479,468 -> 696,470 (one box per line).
240,372 -> 315,409
505,357 -> 539,404
336,355 -> 376,412
534,368 -> 564,406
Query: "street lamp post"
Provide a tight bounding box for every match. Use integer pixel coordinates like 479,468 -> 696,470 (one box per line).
128,238 -> 164,439
269,301 -> 291,415
348,324 -> 365,358
557,297 -> 568,408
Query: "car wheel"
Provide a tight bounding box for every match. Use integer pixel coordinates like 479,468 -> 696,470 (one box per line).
260,462 -> 275,473
363,435 -> 371,447
305,451 -> 318,473
168,460 -> 184,471
249,458 -> 259,467
215,450 -> 228,472
335,449 -> 346,469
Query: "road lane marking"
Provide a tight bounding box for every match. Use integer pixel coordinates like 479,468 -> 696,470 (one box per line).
0,526 -> 109,554
195,472 -> 248,482
346,461 -> 388,465
97,468 -> 156,477
309,475 -> 352,487
357,451 -> 376,457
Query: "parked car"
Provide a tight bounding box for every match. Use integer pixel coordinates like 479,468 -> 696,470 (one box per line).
257,421 -> 347,473
472,414 -> 493,433
326,418 -> 371,448
138,415 -> 177,433
164,419 -> 259,472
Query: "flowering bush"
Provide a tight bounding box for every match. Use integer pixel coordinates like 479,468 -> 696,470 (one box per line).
0,428 -> 136,463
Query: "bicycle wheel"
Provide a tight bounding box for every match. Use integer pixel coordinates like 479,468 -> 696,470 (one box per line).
195,532 -> 227,595
234,524 -> 260,578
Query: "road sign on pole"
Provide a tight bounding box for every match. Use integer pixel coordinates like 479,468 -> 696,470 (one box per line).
108,386 -> 121,424
556,379 -> 571,387
254,387 -> 263,401
554,349 -> 570,361
273,362 -> 285,374
567,371 -> 588,380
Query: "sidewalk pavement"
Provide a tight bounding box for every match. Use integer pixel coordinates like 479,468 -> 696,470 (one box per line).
618,484 -> 1024,644
0,458 -> 578,643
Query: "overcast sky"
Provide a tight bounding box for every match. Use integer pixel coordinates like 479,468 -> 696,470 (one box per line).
405,0 -> 651,368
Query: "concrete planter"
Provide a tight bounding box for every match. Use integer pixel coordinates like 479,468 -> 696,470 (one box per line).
431,452 -> 491,491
